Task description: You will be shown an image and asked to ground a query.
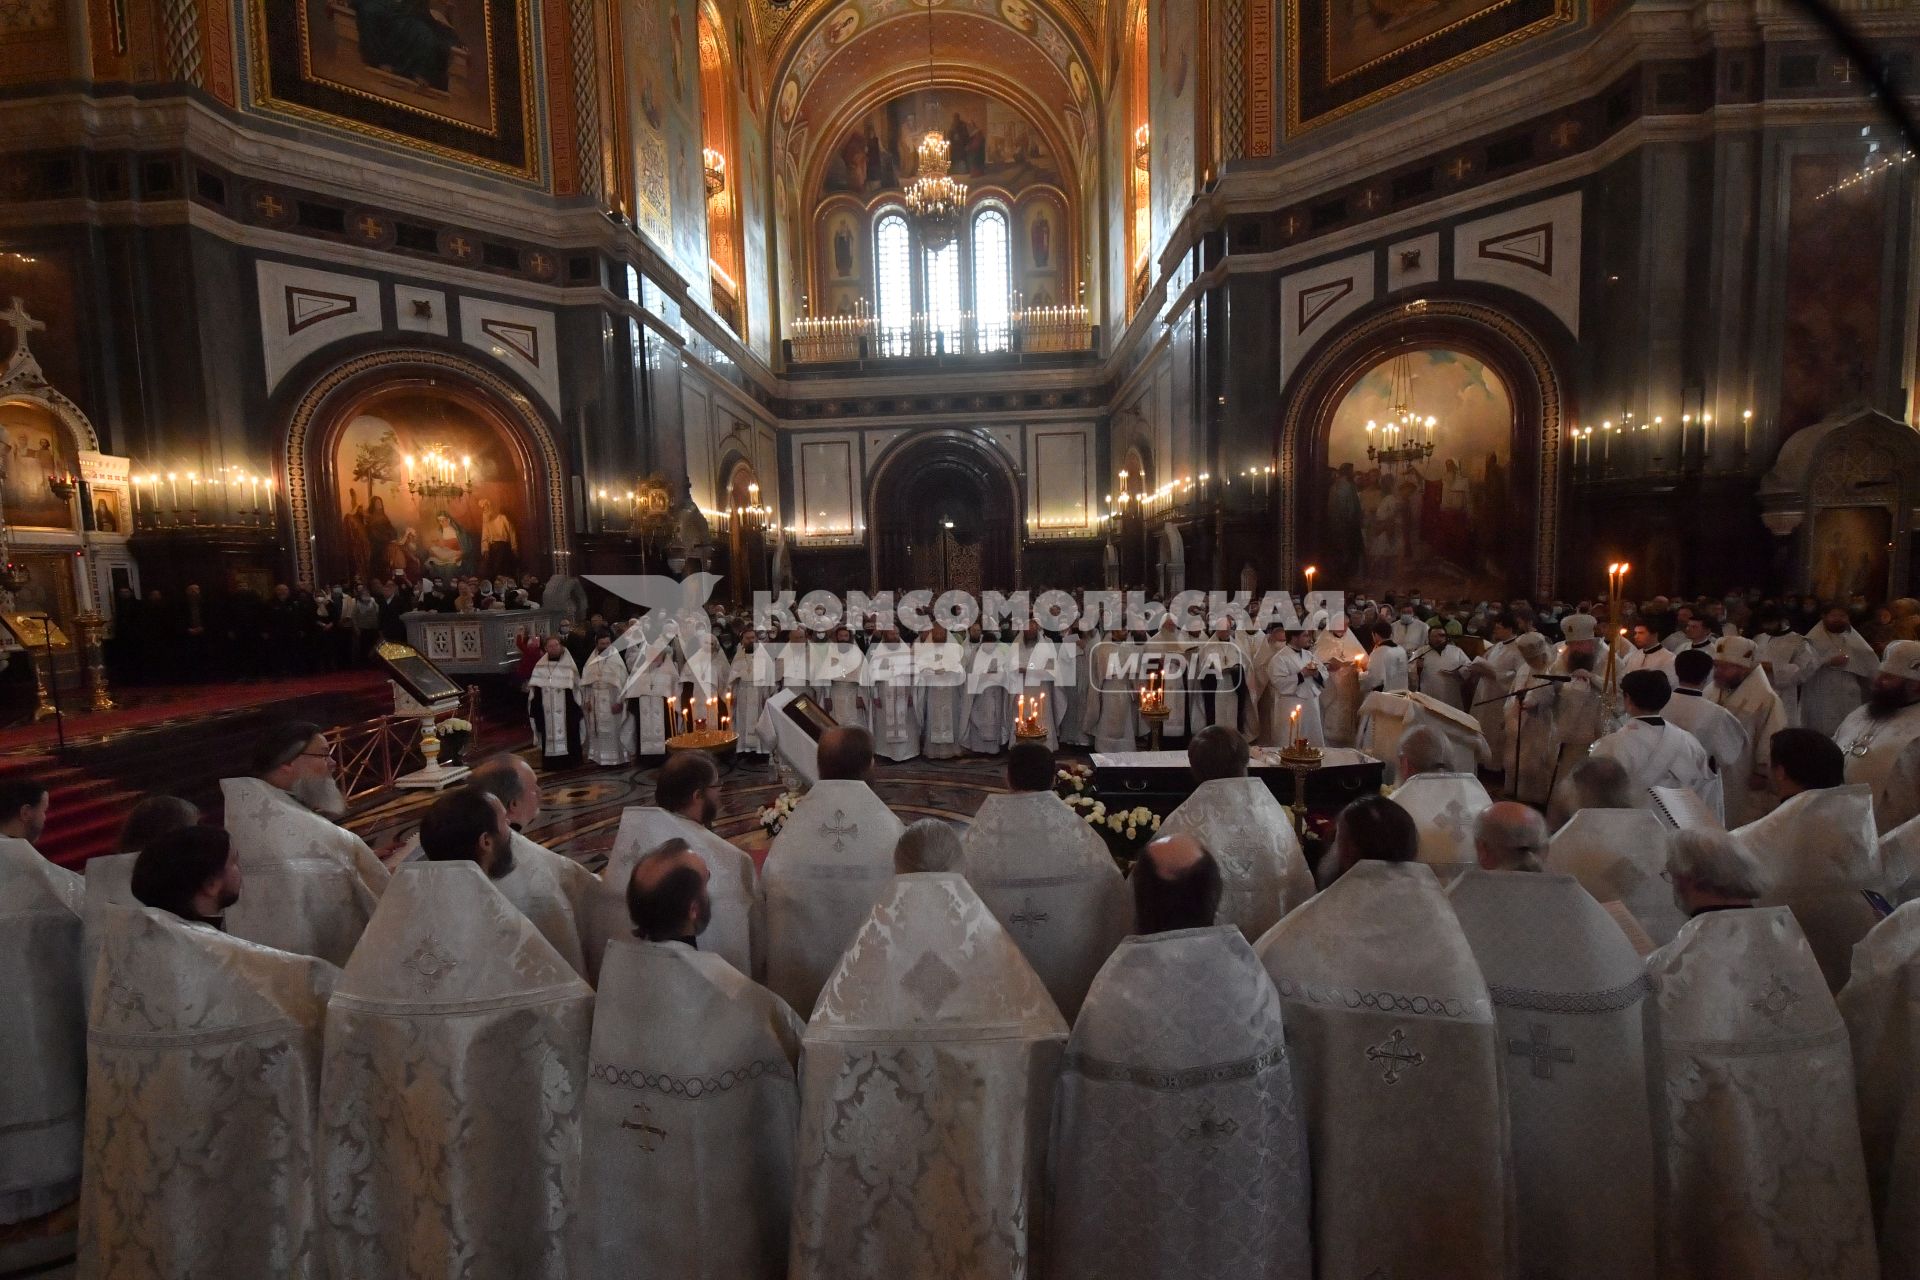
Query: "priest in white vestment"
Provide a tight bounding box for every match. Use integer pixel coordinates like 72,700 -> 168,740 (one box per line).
866,627 -> 923,761
1050,838 -> 1310,1280
223,722 -> 388,966
1358,688 -> 1489,784
788,872 -> 1067,1280
1506,633 -> 1578,803
1804,605 -> 1880,736
1645,897 -> 1876,1279
622,639 -> 681,759
1448,868 -> 1658,1280
1261,626 -> 1328,748
83,834 -> 336,1280
1359,621 -> 1409,695
578,633 -> 636,766
963,627 -> 1019,753
1661,649 -> 1745,824
1057,628 -> 1091,748
761,727 -> 905,1016
1390,766 -> 1493,873
1082,629 -> 1141,752
320,854 -> 593,1280
960,743 -> 1129,1019
1157,726 -> 1313,937
1186,624 -> 1248,738
577,841 -> 802,1280
1754,608 -> 1817,726
1314,612 -> 1367,747
526,638 -> 582,768
915,626 -> 972,761
1837,899 -> 1920,1279
467,754 -> 594,979
82,795 -> 200,993
1591,671 -> 1717,808
0,784 -> 84,1230
1464,616 -> 1526,776
1837,639 -> 1920,833
1704,637 -> 1788,826
590,750 -> 759,981
729,629 -> 777,755
1621,621 -> 1678,687
1544,757 -> 1690,945
820,626 -> 871,734
1411,625 -> 1472,711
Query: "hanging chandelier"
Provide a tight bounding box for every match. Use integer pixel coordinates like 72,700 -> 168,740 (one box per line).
1365,353 -> 1439,468
404,444 -> 474,500
903,1 -> 966,250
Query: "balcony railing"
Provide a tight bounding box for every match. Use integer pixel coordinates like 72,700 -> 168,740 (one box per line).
788,306 -> 1096,365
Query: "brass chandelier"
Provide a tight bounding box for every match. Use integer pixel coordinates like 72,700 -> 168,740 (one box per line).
902,0 -> 966,250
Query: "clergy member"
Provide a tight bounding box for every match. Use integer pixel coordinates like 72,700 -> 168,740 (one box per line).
1660,648 -> 1746,824
1837,638 -> 1920,832
1412,623 -> 1471,710
1590,670 -> 1717,807
1082,627 -> 1141,752
1262,625 -> 1327,747
729,628 -> 777,755
820,624 -> 871,733
1359,619 -> 1409,695
0,779 -> 83,1232
1620,620 -> 1678,687
1464,613 -> 1526,781
915,623 -> 971,760
1187,620 -> 1248,737
82,794 -> 199,992
1646,835 -> 1877,1279
789,870 -> 1067,1280
1360,688 -> 1490,784
1388,731 -> 1494,875
468,753 -> 595,978
1544,757 -> 1689,946
592,750 -> 758,980
1448,859 -> 1659,1280
579,630 -> 635,766
1836,899 -> 1920,1279
1143,616 -> 1192,743
622,637 -> 681,760
1753,605 -> 1817,726
761,726 -> 905,1016
527,635 -> 582,769
1012,621 -> 1070,751
1049,834 -> 1312,1280
320,792 -> 593,1280
1704,636 -> 1788,826
1157,725 -> 1314,938
1804,602 -> 1879,736
963,625 -> 1018,753
82,826 -> 337,1280
1314,610 -> 1367,746
577,839 -> 803,1280
867,625 -> 923,761
223,721 -> 388,966
1254,855 -> 1510,1278
960,741 -> 1129,1019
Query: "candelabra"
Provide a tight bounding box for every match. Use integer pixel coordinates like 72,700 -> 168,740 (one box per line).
1015,691 -> 1050,740
1137,673 -> 1170,750
404,445 -> 473,501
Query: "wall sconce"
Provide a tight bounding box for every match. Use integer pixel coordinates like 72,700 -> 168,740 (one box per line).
1133,123 -> 1151,172
702,148 -> 727,199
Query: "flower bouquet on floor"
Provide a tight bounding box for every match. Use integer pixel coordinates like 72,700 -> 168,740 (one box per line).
759,788 -> 804,839
1056,763 -> 1163,873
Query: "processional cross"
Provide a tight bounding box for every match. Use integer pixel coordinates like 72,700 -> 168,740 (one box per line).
1,296 -> 45,358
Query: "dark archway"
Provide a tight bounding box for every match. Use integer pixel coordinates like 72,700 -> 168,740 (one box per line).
869,432 -> 1020,592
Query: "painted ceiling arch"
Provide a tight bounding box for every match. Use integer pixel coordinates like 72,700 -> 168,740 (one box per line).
757,0 -> 1099,71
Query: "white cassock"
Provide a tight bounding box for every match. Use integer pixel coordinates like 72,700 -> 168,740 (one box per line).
1803,624 -> 1879,736
80,850 -> 136,998
1466,637 -> 1527,769
495,830 -> 593,979
963,639 -> 1018,753
789,873 -> 1067,1280
580,648 -> 636,766
1732,783 -> 1887,992
622,646 -> 680,758
527,652 -> 582,763
1358,689 -> 1490,784
1012,637 -> 1069,751
866,641 -> 923,762
1391,615 -> 1428,650
1509,670 -> 1608,804
1254,861 -> 1510,1280
1389,771 -> 1493,874
1261,645 -> 1327,747
1660,690 -> 1745,824
1837,900 -> 1920,1279
1755,629 -> 1818,726
915,638 -> 971,760
221,776 -> 389,967
820,642 -> 871,734
1707,669 -> 1789,827
1157,777 -> 1314,940
1049,925 -> 1312,1280
760,780 -> 903,1017
1590,716 -> 1717,809
1359,641 -> 1409,694
729,646 -> 778,754
1620,644 -> 1677,687
80,906 -> 336,1279
1447,870 -> 1658,1280
1545,806 -> 1690,946
588,806 -> 758,982
1083,638 -> 1141,753
0,838 -> 83,1226
1315,625 -> 1367,747
1185,637 -> 1247,737
960,791 -> 1129,1020
1144,622 -> 1191,739
319,862 -> 593,1280
1838,701 -> 1920,834
577,938 -> 802,1280
1057,634 -> 1091,747
1411,641 -> 1472,711
1886,814 -> 1920,906
1645,907 -> 1877,1279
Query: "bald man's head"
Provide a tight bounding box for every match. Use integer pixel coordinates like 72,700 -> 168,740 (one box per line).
625,839 -> 712,942
817,725 -> 875,781
1132,834 -> 1222,935
1396,726 -> 1450,779
467,752 -> 540,827
1474,802 -> 1548,873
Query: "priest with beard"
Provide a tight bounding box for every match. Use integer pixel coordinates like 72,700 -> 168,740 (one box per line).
1313,610 -> 1367,746
466,754 -> 594,979
622,635 -> 680,761
914,623 -> 971,760
866,625 -> 923,762
728,628 -> 778,756
222,721 -> 388,966
1837,638 -> 1920,832
1647,830 -> 1878,1279
1411,623 -> 1471,711
526,635 -> 582,770
1837,896 -> 1920,1279
1082,627 -> 1141,752
1048,834 -> 1312,1280
960,742 -> 1129,1019
1464,612 -> 1527,782
1255,795 -> 1511,1279
761,726 -> 905,1016
1590,670 -> 1718,809
1804,601 -> 1880,736
577,838 -> 802,1280
788,866 -> 1066,1280
1753,605 -> 1818,726
1157,725 -> 1314,938
578,631 -> 635,766
1260,625 -> 1327,747
1704,637 -> 1788,826
1449,807 -> 1659,1280
82,826 -> 337,1280
1545,757 -> 1690,946
591,751 -> 759,981
320,788 -> 593,1280
83,795 -> 200,996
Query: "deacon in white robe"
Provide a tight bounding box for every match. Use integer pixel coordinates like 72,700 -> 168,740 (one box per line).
1057,629 -> 1091,748
1314,614 -> 1367,747
622,641 -> 681,759
1411,626 -> 1472,711
526,642 -> 582,768
1358,689 -> 1490,784
1621,625 -> 1678,687
1660,679 -> 1744,825
1837,639 -> 1920,833
320,862 -> 593,1280
1186,626 -> 1248,738
1390,770 -> 1493,873
1591,672 -> 1717,808
81,904 -> 337,1280
580,638 -> 636,766
593,801 -> 758,981
1507,633 -> 1606,804
961,774 -> 1129,1019
0,831 -> 84,1228
578,928 -> 802,1280
1546,806 -> 1690,946
1049,925 -> 1311,1280
963,629 -> 1019,753
1157,727 -> 1314,938
866,630 -> 923,762
1704,637 -> 1788,827
1754,614 -> 1817,726
222,749 -> 389,968
1733,781 -> 1886,992
789,873 -> 1067,1280
1465,621 -> 1527,774
820,628 -> 871,734
915,628 -> 972,760
456,753 -> 596,981
79,795 -> 201,996
1837,899 -> 1920,1279
1447,869 -> 1658,1280
1261,628 -> 1327,748
1359,630 -> 1409,695
1646,906 -> 1877,1279
1804,609 -> 1880,737
729,630 -> 778,755
1255,860 -> 1510,1280
1083,630 -> 1141,752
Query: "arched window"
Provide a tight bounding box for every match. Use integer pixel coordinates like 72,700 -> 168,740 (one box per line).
971,207 -> 1012,352
874,212 -> 913,352
924,239 -> 962,352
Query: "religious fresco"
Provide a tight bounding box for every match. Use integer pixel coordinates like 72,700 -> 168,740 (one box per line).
328,387 -> 534,584
1285,0 -> 1575,133
1318,349 -> 1515,601
248,0 -> 538,181
1148,0 -> 1196,262
820,207 -> 864,283
819,88 -> 1062,199
1017,192 -> 1068,307
1811,506 -> 1892,603
625,0 -> 707,289
0,398 -> 78,531
1781,154 -> 1887,440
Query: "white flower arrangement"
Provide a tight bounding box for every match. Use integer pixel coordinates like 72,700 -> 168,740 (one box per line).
439,718 -> 473,734
759,789 -> 804,836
